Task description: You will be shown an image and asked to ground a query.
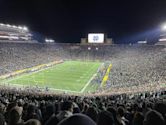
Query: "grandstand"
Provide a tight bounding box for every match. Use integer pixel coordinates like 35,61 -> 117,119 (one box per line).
0,34 -> 165,125
0,41 -> 165,94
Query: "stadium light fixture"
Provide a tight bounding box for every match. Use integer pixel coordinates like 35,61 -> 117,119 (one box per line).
0,23 -> 4,26
23,26 -> 28,31
18,26 -> 23,30
12,25 -> 17,28
45,39 -> 49,42
6,24 -> 11,27
161,23 -> 166,31
45,38 -> 54,43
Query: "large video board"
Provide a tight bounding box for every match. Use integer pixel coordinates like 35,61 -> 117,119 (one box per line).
88,33 -> 104,43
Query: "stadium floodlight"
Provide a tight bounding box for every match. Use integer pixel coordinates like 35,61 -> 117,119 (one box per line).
161,23 -> 166,31
49,39 -> 54,42
45,39 -> 49,42
12,25 -> 17,28
88,47 -> 91,50
23,26 -> 28,31
18,26 -> 23,30
0,23 -> 5,26
6,24 -> 11,27
45,38 -> 55,43
45,39 -> 50,42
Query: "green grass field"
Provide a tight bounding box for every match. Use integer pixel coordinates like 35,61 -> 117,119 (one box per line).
1,61 -> 101,93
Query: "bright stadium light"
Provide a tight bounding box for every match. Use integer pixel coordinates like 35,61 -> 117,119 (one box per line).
18,26 -> 23,30
161,23 -> 166,31
6,24 -> 11,27
88,47 -> 91,50
0,23 -> 4,26
50,39 -> 54,42
12,25 -> 17,28
45,38 -> 54,43
23,26 -> 28,31
45,39 -> 49,42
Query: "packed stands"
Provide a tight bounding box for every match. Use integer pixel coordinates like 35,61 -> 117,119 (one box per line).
0,87 -> 165,125
0,42 -> 165,93
0,41 -> 165,125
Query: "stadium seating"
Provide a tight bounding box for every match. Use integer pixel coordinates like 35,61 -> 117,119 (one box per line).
0,41 -> 165,125
0,87 -> 165,125
0,42 -> 165,92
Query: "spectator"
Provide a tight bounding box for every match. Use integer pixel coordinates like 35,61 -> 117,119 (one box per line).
143,110 -> 165,125
58,114 -> 96,125
24,119 -> 41,125
97,111 -> 114,125
56,101 -> 73,122
86,107 -> 98,122
8,106 -> 23,125
117,107 -> 129,125
0,113 -> 5,125
132,112 -> 144,125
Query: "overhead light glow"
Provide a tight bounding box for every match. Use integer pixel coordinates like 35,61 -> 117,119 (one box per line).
23,26 -> 28,31
45,38 -> 54,43
18,26 -> 23,30
162,23 -> 166,31
6,24 -> 11,27
0,23 -> 4,26
12,25 -> 17,28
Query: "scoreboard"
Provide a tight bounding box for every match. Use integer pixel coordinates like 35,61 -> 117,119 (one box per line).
81,33 -> 113,44
88,33 -> 104,43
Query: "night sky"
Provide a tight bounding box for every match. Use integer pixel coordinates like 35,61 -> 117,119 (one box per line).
0,0 -> 166,43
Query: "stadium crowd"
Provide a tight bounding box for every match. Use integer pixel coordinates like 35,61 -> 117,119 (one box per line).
0,87 -> 165,125
0,42 -> 165,92
0,42 -> 166,125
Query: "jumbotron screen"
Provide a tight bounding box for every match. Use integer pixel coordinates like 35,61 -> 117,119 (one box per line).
88,33 -> 104,43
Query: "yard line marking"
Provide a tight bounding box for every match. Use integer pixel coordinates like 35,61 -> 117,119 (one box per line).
80,73 -> 96,93
80,63 -> 99,93
80,63 -> 103,93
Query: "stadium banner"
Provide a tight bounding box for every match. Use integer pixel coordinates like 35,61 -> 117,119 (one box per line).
0,60 -> 63,80
101,64 -> 112,87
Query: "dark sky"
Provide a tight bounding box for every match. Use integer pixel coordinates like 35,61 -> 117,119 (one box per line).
0,0 -> 166,43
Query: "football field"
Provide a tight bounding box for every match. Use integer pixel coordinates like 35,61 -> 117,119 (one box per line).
1,61 -> 101,93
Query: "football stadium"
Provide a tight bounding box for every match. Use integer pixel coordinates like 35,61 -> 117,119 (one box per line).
0,28 -> 165,95
0,1 -> 166,125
